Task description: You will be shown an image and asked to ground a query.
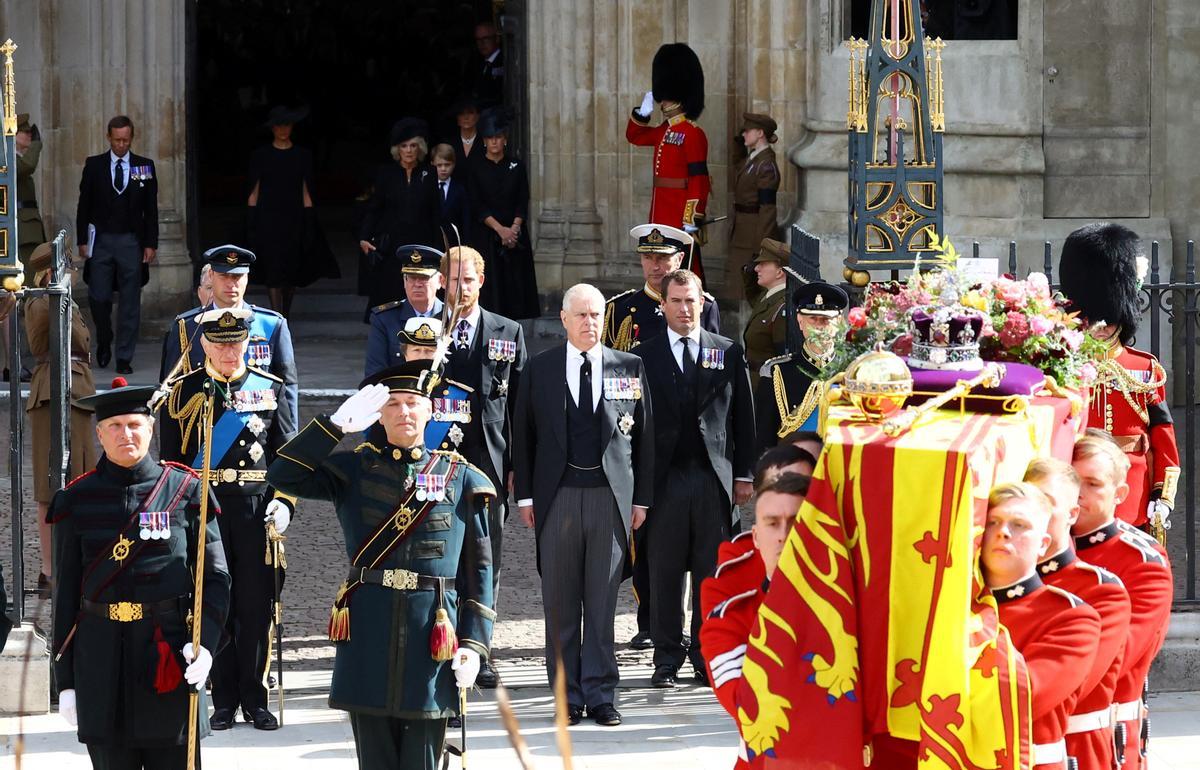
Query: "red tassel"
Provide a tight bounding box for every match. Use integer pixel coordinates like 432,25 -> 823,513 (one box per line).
429,608 -> 458,661
153,626 -> 183,694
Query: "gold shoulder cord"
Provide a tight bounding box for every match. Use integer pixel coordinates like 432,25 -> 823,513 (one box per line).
1093,358 -> 1166,425
602,302 -> 615,347
773,365 -> 823,438
167,380 -> 206,456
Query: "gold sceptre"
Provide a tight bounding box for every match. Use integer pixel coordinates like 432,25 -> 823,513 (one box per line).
1155,466 -> 1181,546
186,392 -> 215,770
882,363 -> 1005,438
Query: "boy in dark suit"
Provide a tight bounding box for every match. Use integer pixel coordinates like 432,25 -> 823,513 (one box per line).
77,115 -> 159,374
432,144 -> 471,239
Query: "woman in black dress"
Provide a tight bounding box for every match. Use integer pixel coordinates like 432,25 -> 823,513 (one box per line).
247,105 -> 334,317
358,118 -> 440,320
470,109 -> 540,319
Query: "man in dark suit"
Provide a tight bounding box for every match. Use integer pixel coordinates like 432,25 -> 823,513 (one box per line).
514,283 -> 653,727
635,268 -> 755,688
443,245 -> 526,688
77,115 -> 159,374
467,21 -> 505,108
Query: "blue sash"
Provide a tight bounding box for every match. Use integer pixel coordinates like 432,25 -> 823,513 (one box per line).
246,310 -> 280,368
425,380 -> 471,449
191,370 -> 274,468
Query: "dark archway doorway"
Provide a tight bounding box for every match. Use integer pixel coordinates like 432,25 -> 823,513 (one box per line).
189,0 -> 520,317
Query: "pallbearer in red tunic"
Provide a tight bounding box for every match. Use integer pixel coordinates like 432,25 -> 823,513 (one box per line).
626,43 -> 711,282
1071,435 -> 1173,770
1058,223 -> 1181,530
1026,458 -> 1132,770
698,473 -> 808,769
983,482 -> 1101,770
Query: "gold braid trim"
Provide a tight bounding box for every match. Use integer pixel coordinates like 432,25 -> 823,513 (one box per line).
1092,358 -> 1165,425
773,365 -> 824,437
166,381 -> 206,456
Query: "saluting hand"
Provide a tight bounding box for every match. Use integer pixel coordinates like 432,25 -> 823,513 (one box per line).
330,383 -> 391,433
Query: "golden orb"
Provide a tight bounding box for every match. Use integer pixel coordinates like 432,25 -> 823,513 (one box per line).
842,266 -> 855,282
844,348 -> 912,420
2,272 -> 23,292
848,269 -> 871,288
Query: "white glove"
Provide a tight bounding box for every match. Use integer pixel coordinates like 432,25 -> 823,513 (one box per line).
451,647 -> 481,689
264,499 -> 292,534
330,383 -> 390,433
683,224 -> 700,235
182,643 -> 213,689
1148,500 -> 1172,530
637,90 -> 655,118
59,688 -> 77,727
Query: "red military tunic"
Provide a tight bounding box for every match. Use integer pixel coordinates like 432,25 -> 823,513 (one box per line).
995,573 -> 1102,770
1038,548 -> 1131,770
626,110 -> 711,278
1074,520 -> 1172,770
699,533 -> 767,770
1090,345 -> 1180,526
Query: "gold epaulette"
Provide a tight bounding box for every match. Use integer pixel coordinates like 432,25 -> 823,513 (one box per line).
354,442 -> 382,454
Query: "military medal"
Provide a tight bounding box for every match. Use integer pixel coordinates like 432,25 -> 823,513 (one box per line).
138,511 -> 171,540
247,340 -> 272,368
246,414 -> 266,436
700,348 -> 725,370
415,473 -> 447,502
248,442 -> 264,463
487,338 -> 517,362
619,412 -> 635,436
603,377 -> 641,401
112,534 -> 134,563
234,388 -> 277,412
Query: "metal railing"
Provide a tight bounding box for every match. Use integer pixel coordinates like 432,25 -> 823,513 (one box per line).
6,230 -> 72,624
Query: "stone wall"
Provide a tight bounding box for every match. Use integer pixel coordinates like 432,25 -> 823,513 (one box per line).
0,0 -> 191,331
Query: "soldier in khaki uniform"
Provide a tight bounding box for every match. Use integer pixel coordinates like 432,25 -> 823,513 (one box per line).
16,113 -> 46,258
742,237 -> 789,378
25,242 -> 97,590
729,113 -> 781,302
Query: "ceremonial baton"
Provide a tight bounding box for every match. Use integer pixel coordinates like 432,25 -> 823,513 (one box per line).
268,522 -> 286,724
186,392 -> 216,770
459,677 -> 468,769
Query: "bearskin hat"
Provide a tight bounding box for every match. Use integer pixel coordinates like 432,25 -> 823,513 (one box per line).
1058,222 -> 1143,345
652,43 -> 705,120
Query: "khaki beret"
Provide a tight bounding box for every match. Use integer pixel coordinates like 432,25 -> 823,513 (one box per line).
755,237 -> 788,264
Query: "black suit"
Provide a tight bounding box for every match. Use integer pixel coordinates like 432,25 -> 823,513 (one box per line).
446,307 -> 526,603
634,329 -> 755,672
77,150 -> 159,364
514,343 -> 653,707
437,177 -> 471,242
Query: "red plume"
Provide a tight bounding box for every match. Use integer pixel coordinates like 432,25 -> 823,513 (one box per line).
111,377 -> 128,388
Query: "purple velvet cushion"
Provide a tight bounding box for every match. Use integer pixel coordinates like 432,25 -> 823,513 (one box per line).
904,360 -> 1046,413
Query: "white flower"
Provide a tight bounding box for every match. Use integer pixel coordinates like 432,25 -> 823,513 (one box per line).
1136,255 -> 1150,284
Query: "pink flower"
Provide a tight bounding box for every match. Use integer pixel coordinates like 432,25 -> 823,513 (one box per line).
998,311 -> 1031,348
1078,362 -> 1098,384
1026,272 -> 1051,299
1062,329 -> 1084,351
1029,315 -> 1054,337
992,277 -> 1028,309
848,306 -> 867,329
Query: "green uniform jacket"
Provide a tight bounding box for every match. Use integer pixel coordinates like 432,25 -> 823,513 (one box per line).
50,454 -> 231,747
266,416 -> 496,718
742,286 -> 788,376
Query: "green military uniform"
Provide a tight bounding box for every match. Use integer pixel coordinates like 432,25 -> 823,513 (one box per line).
267,383 -> 496,768
743,281 -> 788,378
729,113 -> 782,300
16,114 -> 45,260
51,383 -> 231,769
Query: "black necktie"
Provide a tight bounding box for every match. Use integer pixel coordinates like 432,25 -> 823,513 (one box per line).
681,337 -> 697,382
440,181 -> 447,201
579,354 -> 593,418
114,158 -> 125,192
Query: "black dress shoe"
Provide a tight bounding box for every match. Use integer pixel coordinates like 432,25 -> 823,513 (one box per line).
567,705 -> 584,726
476,659 -> 499,689
588,703 -> 622,726
448,715 -> 462,728
682,634 -> 692,649
693,667 -> 710,688
243,707 -> 279,730
629,631 -> 654,650
96,347 -> 111,368
210,708 -> 235,730
115,360 -> 133,375
650,664 -> 678,688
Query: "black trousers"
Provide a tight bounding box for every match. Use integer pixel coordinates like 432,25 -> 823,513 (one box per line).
455,446 -> 504,605
87,232 -> 142,362
648,461 -> 730,671
348,713 -> 446,770
86,744 -> 190,770
631,526 -> 652,635
210,494 -> 274,712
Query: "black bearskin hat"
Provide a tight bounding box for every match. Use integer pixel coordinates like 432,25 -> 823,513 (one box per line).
1058,222 -> 1143,345
652,43 -> 705,120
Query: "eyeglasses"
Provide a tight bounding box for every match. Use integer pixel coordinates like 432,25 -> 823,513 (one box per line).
475,35 -> 497,42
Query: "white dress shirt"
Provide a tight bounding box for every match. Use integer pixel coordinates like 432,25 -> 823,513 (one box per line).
666,326 -> 702,372
565,341 -> 603,409
110,150 -> 130,193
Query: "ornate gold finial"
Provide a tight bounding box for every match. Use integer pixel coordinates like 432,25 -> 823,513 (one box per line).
926,37 -> 946,133
1,39 -> 17,137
